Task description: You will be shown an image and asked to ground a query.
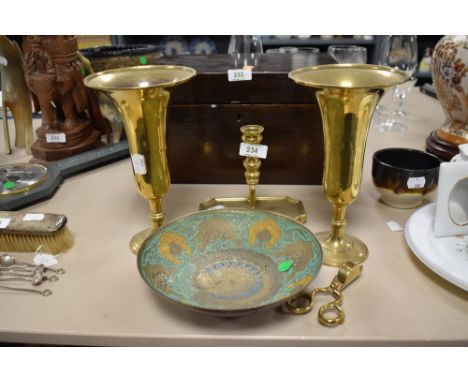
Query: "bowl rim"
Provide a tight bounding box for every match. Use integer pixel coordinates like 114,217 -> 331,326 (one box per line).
372,147 -> 441,172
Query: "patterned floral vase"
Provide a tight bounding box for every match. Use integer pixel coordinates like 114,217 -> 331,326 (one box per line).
432,35 -> 468,145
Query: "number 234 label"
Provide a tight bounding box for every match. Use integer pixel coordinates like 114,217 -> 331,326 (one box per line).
239,143 -> 268,159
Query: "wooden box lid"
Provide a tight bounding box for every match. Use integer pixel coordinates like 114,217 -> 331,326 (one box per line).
157,53 -> 333,104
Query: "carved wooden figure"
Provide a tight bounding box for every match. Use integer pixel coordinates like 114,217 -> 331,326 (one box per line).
22,36 -> 101,161
0,35 -> 33,154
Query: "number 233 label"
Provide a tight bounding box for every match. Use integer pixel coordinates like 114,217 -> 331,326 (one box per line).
228,69 -> 252,82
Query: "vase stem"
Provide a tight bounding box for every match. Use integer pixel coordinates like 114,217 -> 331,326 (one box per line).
149,197 -> 164,231
331,205 -> 348,243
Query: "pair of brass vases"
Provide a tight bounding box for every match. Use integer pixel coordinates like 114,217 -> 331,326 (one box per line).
84,63 -> 408,266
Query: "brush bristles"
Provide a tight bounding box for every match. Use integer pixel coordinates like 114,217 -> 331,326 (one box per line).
0,226 -> 74,255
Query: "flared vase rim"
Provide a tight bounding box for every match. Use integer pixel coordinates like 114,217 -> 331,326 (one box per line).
288,63 -> 409,90
84,64 -> 197,91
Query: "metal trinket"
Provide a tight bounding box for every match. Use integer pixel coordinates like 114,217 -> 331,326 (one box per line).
286,261 -> 362,327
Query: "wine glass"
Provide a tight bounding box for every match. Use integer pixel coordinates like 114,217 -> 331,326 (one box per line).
376,35 -> 418,132
392,76 -> 418,117
327,45 -> 367,64
267,47 -> 320,68
228,35 -> 263,68
278,46 -> 299,53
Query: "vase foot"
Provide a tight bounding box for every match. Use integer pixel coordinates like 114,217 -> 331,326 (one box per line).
316,231 -> 368,267
129,228 -> 154,255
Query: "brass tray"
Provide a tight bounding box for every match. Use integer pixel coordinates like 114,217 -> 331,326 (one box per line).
199,196 -> 307,223
137,208 -> 322,316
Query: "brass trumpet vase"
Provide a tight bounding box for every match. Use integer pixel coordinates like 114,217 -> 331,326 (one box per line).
289,64 -> 408,266
84,65 -> 196,254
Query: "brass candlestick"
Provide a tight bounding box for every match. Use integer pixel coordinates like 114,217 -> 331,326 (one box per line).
84,65 -> 196,254
289,64 -> 408,266
200,124 -> 307,223
241,125 -> 263,208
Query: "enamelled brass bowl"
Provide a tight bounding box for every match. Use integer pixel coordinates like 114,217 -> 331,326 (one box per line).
137,208 -> 323,316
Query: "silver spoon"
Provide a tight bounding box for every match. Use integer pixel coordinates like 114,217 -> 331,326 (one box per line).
0,265 -> 50,277
0,254 -> 65,275
0,284 -> 52,296
0,264 -> 44,274
0,268 -> 36,277
0,254 -> 23,266
0,271 -> 58,285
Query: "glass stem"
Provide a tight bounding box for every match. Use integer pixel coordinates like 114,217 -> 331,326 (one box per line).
398,97 -> 404,113
395,94 -> 405,117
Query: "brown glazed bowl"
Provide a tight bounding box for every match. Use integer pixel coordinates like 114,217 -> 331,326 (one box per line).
372,148 -> 441,208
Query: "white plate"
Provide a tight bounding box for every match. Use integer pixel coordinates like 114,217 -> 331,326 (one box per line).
405,203 -> 468,290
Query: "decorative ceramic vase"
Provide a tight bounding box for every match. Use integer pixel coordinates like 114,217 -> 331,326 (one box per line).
432,35 -> 468,147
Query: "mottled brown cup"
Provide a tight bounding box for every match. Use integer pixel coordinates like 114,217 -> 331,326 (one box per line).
372,148 -> 441,208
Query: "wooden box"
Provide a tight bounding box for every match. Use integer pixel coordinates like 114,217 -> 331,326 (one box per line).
157,54 -> 332,185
